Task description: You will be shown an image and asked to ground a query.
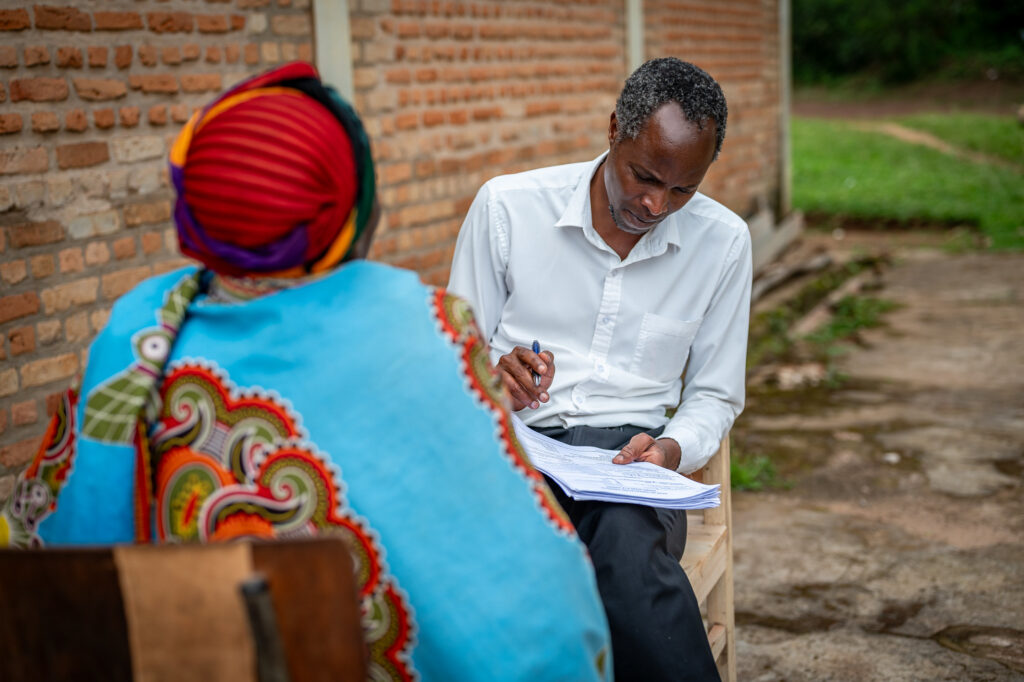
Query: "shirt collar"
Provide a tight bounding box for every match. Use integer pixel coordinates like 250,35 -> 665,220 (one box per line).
553,151 -> 685,258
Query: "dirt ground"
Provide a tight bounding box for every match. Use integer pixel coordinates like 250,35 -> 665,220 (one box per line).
731,230 -> 1024,680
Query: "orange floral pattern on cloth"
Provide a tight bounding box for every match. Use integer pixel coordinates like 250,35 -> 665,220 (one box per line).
147,363 -> 416,681
431,288 -> 575,536
0,389 -> 79,548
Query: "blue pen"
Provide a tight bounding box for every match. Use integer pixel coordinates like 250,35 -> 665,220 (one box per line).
531,340 -> 541,387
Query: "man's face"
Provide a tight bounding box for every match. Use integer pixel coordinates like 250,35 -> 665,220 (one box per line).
604,103 -> 718,236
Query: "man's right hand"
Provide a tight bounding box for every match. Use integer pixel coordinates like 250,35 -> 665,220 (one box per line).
497,346 -> 555,411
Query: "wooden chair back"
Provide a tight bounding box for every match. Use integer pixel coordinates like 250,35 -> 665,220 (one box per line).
681,438 -> 737,681
0,538 -> 366,682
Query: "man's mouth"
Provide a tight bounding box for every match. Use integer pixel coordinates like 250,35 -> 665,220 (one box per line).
624,209 -> 661,230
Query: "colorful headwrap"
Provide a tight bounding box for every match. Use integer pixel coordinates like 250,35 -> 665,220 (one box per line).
170,62 -> 376,277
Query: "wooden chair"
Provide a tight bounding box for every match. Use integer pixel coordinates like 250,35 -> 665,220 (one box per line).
681,438 -> 736,681
0,538 -> 366,682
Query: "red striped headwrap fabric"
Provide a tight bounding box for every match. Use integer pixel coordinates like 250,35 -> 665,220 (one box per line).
170,62 -> 376,277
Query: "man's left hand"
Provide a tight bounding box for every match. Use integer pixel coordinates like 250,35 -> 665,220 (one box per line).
613,434 -> 681,472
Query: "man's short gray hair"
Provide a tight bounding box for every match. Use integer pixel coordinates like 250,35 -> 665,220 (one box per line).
615,58 -> 728,159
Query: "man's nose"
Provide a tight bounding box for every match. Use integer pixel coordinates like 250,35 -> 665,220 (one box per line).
641,189 -> 669,217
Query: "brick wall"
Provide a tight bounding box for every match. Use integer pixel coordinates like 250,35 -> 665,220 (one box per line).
646,0 -> 782,216
0,1 -> 314,494
0,1 -> 783,498
352,0 -> 627,284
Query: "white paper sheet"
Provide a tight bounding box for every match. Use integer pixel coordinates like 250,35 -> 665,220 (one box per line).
511,415 -> 720,510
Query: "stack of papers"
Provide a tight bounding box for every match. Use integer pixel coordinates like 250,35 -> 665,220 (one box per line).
511,416 -> 720,510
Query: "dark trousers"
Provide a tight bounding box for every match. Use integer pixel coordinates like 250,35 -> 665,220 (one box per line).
534,424 -> 720,682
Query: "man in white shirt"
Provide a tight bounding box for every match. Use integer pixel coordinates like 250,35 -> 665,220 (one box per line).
448,58 -> 751,681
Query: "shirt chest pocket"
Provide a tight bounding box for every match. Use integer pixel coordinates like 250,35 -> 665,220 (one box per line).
630,312 -> 703,382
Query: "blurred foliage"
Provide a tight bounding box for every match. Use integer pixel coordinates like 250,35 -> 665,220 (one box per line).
731,449 -> 784,491
894,113 -> 1024,166
793,117 -> 1024,249
793,0 -> 1024,83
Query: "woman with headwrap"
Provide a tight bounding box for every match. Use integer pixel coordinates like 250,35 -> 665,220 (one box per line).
0,63 -> 611,681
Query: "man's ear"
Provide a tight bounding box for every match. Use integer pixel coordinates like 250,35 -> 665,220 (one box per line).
608,111 -> 618,147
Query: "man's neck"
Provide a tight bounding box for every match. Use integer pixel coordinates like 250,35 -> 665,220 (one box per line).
589,158 -> 643,261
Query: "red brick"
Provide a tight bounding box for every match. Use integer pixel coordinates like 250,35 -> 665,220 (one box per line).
73,77 -> 127,101
270,14 -> 309,36
40,278 -> 98,313
94,11 -> 143,31
31,254 -> 55,278
0,260 -> 26,285
230,14 -> 245,31
119,106 -> 140,127
65,311 -> 89,343
182,43 -> 200,61
225,44 -> 240,63
205,45 -> 222,63
395,112 -> 418,130
297,43 -> 312,62
124,200 -> 171,226
243,43 -> 259,64
0,438 -> 39,469
45,392 -> 64,417
148,105 -> 167,126
0,369 -> 14,397
59,247 -> 84,273
24,45 -> 50,66
102,266 -> 151,299
423,110 -> 445,127
20,353 -> 79,389
31,111 -> 59,133
112,235 -> 136,260
237,0 -> 270,6
0,46 -> 17,67
10,77 -> 68,102
0,114 -> 22,135
64,109 -> 87,131
7,221 -> 63,248
9,326 -> 35,356
180,73 -> 221,93
146,12 -> 194,34
115,45 -> 132,69
137,45 -> 157,66
170,104 -> 189,123
12,400 -> 39,427
129,74 -> 178,93
141,231 -> 163,255
0,409 -> 6,436
0,292 -> 40,325
56,46 -> 83,68
33,5 -> 92,31
84,243 -> 109,266
87,46 -> 107,68
161,46 -> 181,65
56,141 -> 109,169
0,9 -> 31,31
196,14 -> 229,33
0,147 -> 48,174
92,108 -> 114,129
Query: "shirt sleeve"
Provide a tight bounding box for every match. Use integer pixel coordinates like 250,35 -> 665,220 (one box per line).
661,227 -> 753,474
446,183 -> 510,344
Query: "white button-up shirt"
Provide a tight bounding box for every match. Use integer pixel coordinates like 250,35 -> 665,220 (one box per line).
448,153 -> 752,473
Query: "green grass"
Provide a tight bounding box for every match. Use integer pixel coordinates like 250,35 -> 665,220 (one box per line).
793,117 -> 1024,249
806,296 -> 898,347
894,113 -> 1024,166
731,450 -> 782,491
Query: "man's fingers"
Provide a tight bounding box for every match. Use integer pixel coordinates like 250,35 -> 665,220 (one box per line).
501,370 -> 536,410
613,433 -> 655,464
498,347 -> 546,409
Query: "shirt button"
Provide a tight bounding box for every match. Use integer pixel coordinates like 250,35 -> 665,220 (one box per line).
601,316 -> 610,325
